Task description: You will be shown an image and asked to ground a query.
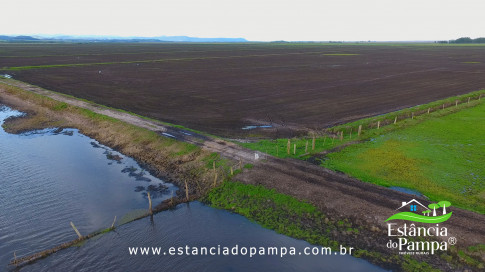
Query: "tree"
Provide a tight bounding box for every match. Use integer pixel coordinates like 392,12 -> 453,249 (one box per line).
438,201 -> 451,215
428,203 -> 440,216
449,37 -> 485,44
474,37 -> 485,43
424,210 -> 431,216
453,37 -> 473,44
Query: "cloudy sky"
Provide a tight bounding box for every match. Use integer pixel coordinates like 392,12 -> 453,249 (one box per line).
2,0 -> 484,41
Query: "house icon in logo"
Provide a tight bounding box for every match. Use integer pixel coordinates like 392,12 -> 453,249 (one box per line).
396,199 -> 428,213
385,198 -> 453,223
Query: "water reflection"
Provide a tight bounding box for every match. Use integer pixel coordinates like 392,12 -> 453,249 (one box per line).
25,202 -> 388,272
0,105 -> 386,272
0,105 -> 175,269
121,166 -> 152,182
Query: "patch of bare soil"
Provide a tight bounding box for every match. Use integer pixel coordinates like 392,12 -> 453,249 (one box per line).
4,43 -> 485,137
235,156 -> 485,269
2,81 -> 484,270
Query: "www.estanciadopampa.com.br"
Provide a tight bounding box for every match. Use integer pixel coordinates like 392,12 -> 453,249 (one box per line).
128,245 -> 354,258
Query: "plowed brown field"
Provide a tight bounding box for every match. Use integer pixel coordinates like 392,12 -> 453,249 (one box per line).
2,43 -> 485,137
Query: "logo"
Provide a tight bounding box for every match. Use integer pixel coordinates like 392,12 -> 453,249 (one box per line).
385,199 -> 456,255
385,199 -> 452,223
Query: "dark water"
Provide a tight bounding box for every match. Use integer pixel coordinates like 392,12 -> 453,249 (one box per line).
389,186 -> 423,197
0,106 -> 175,269
242,125 -> 273,130
0,105 -> 386,271
27,202 -> 385,272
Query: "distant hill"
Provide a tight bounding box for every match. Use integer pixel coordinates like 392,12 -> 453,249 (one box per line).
0,35 -> 247,43
152,36 -> 247,42
0,35 -> 39,42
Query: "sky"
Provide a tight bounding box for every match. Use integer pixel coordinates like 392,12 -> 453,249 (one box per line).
2,0 -> 484,41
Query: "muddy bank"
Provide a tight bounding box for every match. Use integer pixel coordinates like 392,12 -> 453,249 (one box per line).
2,82 -> 484,271
0,83 -> 226,198
234,157 -> 485,271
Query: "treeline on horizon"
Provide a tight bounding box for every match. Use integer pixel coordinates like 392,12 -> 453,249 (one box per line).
437,37 -> 485,44
1,35 -> 485,44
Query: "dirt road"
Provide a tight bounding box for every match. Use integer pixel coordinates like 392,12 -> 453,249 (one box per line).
0,79 -> 259,162
2,78 -> 484,252
236,156 -> 485,247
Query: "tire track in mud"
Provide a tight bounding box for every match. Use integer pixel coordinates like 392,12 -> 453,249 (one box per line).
235,156 -> 485,244
2,78 -> 484,249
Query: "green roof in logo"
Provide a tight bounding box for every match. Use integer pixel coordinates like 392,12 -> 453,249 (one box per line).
385,199 -> 452,223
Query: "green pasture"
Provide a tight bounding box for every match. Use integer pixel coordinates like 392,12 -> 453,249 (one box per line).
324,103 -> 485,214
242,90 -> 485,214
242,90 -> 485,160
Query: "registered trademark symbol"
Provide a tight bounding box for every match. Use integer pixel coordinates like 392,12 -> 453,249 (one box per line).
448,237 -> 457,245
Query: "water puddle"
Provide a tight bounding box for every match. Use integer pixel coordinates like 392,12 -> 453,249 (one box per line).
242,125 -> 273,130
389,186 -> 423,197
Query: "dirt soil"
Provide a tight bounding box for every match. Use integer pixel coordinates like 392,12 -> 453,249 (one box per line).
2,43 -> 485,137
1,80 -> 483,262
236,156 -> 485,246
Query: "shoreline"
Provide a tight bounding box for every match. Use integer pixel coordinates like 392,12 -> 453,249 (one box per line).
1,81 -> 484,271
0,82 -> 224,198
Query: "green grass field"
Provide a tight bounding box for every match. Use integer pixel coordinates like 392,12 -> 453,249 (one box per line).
240,135 -> 353,159
323,103 -> 485,214
241,90 -> 485,160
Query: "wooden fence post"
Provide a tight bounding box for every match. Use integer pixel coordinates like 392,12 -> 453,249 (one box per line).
455,100 -> 458,107
185,180 -> 189,201
147,191 -> 152,214
305,141 -> 308,153
170,190 -> 174,206
427,108 -> 430,114
293,143 -> 296,155
340,131 -> 343,141
394,116 -> 397,124
70,222 -> 82,239
442,104 -> 445,110
111,216 -> 117,229
312,135 -> 315,151
411,112 -> 414,119
358,125 -> 362,136
377,121 -> 381,129
213,172 -> 218,187
468,97 -> 471,104
287,139 -> 290,154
